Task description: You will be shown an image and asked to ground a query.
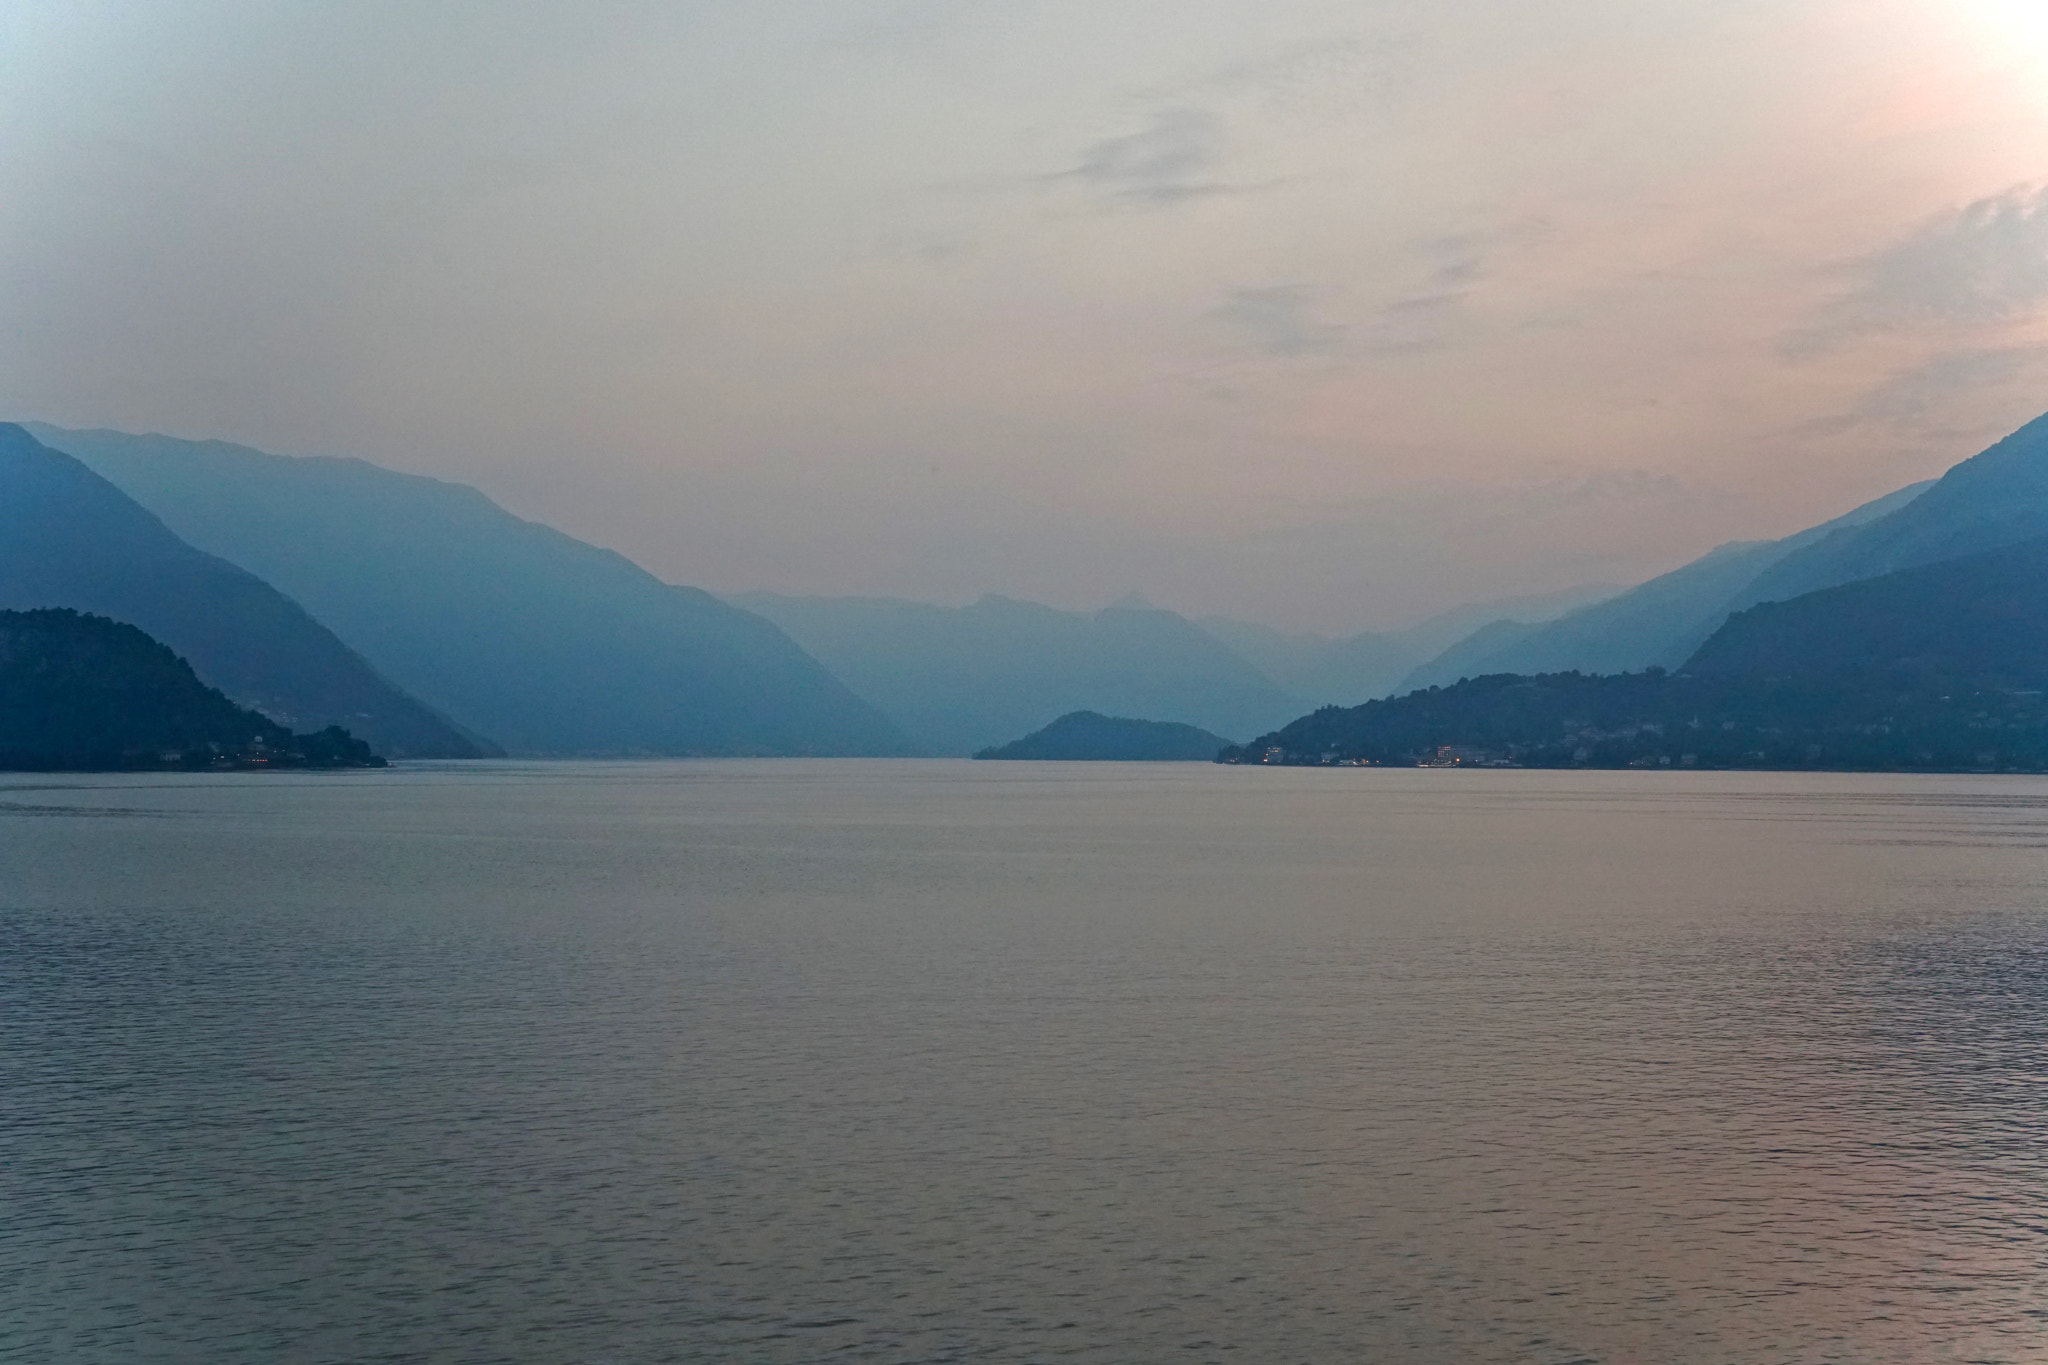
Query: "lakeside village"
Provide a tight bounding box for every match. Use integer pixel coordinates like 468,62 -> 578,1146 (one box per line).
140,730 -> 388,772
1237,744 -> 1702,769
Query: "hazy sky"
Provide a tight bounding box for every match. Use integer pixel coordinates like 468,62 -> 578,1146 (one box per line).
6,1 -> 2048,630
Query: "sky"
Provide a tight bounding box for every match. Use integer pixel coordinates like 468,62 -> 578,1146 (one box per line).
5,0 -> 2048,632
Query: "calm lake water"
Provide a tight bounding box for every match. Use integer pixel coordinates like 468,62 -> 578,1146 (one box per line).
5,761 -> 2048,1363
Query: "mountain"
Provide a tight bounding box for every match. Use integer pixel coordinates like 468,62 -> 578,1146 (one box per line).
734,592 -> 1305,756
1193,618 -> 1416,707
975,711 -> 1233,761
0,608 -> 384,770
1201,583 -> 1618,708
1385,617 -> 1540,695
1734,410 -> 2048,606
1394,481 -> 1934,692
1232,518 -> 2048,774
0,424 -> 486,757
1687,533 -> 2048,688
1404,397 -> 2048,693
29,425 -> 912,757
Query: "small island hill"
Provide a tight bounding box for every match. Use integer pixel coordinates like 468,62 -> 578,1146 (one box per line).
976,711 -> 1235,761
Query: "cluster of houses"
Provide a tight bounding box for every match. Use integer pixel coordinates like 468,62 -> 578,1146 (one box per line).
1242,743 -> 1513,768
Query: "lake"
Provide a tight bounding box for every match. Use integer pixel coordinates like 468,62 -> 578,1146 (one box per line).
5,761 -> 2047,1362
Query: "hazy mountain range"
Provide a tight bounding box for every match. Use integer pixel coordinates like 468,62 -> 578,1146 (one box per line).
1198,583 -> 1618,708
1392,411 -> 2048,692
1394,481 -> 1935,691
736,592 -> 1300,756
1737,413 -> 2048,605
30,425 -> 909,757
9,409 -> 2048,764
0,424 -> 484,757
1235,413 -> 2048,770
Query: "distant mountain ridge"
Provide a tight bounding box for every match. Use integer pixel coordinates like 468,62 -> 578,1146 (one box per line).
737,592 -> 1303,756
1201,582 -> 1617,708
1688,532 -> 2048,688
1733,411 -> 2048,606
1395,480 -> 1935,691
0,424 -> 485,757
1230,522 -> 2048,772
35,407 -> 2048,766
31,425 -> 913,757
1227,412 -> 2048,774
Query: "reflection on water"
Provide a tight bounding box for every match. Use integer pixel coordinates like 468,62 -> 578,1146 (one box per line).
4,762 -> 2047,1363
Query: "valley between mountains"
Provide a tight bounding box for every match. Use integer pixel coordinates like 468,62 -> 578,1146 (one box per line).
12,412 -> 2048,770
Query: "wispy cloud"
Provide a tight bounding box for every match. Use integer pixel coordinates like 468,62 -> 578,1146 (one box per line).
1857,346 -> 2048,421
1207,284 -> 1343,356
1788,183 -> 2048,355
1059,108 -> 1235,205
1345,233 -> 1507,354
1802,344 -> 2048,438
818,0 -> 968,52
1141,29 -> 1415,119
1208,235 -> 1496,361
1229,467 -> 1717,585
1417,233 -> 1485,290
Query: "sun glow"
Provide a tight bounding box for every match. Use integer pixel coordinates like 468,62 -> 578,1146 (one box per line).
1921,0 -> 2048,126
1960,0 -> 2048,62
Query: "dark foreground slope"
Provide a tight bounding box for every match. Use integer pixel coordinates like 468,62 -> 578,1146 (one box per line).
0,609 -> 383,770
34,426 -> 911,756
0,425 -> 486,757
738,593 -> 1302,755
975,711 -> 1233,761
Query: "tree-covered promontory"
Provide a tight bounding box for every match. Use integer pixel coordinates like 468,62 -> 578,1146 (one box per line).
1219,667 -> 2048,772
0,608 -> 385,771
975,710 -> 1234,760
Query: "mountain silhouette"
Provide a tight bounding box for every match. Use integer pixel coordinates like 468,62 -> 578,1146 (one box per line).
32,425 -> 913,757
1397,405 -> 2048,692
0,424 -> 486,757
1232,481 -> 2048,773
1732,411 -> 2048,607
1395,480 -> 1933,691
